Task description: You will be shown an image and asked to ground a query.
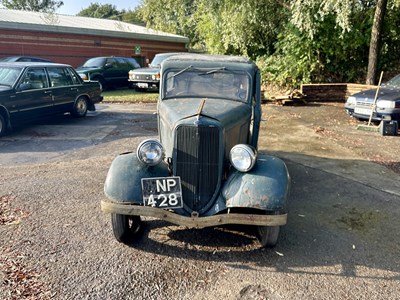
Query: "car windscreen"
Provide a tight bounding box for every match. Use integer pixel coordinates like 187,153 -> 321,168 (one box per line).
126,58 -> 141,69
0,67 -> 22,87
81,57 -> 106,68
385,74 -> 400,87
149,55 -> 173,68
163,68 -> 250,102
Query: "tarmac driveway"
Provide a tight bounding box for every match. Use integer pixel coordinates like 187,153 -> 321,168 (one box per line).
0,102 -> 399,300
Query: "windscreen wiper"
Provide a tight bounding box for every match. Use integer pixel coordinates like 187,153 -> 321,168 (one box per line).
198,67 -> 226,76
171,65 -> 193,77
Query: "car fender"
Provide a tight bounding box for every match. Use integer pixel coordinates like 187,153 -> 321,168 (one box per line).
104,152 -> 169,203
90,73 -> 105,82
221,155 -> 290,211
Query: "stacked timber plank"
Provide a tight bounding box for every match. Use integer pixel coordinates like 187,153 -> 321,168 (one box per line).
263,89 -> 306,105
301,83 -> 377,102
263,83 -> 376,104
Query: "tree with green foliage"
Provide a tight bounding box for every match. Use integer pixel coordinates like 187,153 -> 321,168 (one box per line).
0,0 -> 63,12
259,0 -> 376,86
195,0 -> 289,58
77,2 -> 120,19
140,0 -> 202,49
138,0 -> 400,87
77,3 -> 144,25
120,8 -> 144,26
367,0 -> 388,84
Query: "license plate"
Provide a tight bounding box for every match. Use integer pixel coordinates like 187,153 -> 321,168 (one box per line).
137,82 -> 148,88
141,177 -> 183,209
354,107 -> 372,115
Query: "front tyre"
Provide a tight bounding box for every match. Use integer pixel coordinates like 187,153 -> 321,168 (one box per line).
111,214 -> 142,244
257,226 -> 280,248
71,96 -> 88,117
0,114 -> 6,137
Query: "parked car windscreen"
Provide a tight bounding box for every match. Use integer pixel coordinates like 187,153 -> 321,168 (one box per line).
81,57 -> 106,68
384,74 -> 400,87
126,57 -> 141,68
163,68 -> 250,102
149,55 -> 173,68
0,67 -> 23,87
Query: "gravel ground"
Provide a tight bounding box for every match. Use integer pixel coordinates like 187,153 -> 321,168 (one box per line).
1,102 -> 399,300
269,102 -> 400,174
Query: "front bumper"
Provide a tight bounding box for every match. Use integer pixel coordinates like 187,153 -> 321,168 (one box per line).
345,107 -> 400,121
101,200 -> 287,229
129,79 -> 160,89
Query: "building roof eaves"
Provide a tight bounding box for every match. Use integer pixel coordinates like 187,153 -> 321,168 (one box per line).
0,21 -> 189,44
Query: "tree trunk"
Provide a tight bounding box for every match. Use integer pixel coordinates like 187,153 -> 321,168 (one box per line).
366,0 -> 388,85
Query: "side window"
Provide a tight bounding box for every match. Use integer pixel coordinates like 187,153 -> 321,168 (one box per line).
67,68 -> 82,85
116,58 -> 129,70
48,67 -> 73,87
19,68 -> 48,90
126,58 -> 140,69
106,58 -> 116,67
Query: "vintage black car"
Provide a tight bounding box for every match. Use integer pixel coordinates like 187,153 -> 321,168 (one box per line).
102,54 -> 290,248
0,62 -> 103,136
128,52 -> 182,91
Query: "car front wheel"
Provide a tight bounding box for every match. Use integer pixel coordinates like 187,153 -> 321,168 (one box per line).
257,225 -> 280,248
111,214 -> 142,244
0,114 -> 6,137
71,97 -> 88,117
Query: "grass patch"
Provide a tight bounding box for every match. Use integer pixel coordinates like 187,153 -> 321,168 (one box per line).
102,88 -> 158,103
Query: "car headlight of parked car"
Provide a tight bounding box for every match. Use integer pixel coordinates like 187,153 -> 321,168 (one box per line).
377,100 -> 396,109
152,74 -> 160,81
346,96 -> 356,106
229,144 -> 257,172
137,139 -> 164,166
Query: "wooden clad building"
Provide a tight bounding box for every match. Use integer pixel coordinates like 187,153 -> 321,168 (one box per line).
0,9 -> 189,67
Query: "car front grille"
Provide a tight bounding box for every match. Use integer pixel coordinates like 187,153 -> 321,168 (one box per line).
356,101 -> 373,108
134,74 -> 152,80
174,125 -> 221,213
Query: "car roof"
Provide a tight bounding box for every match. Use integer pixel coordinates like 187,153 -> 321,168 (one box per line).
161,54 -> 256,71
155,52 -> 185,57
0,56 -> 52,62
0,62 -> 71,67
166,54 -> 251,63
86,56 -> 132,59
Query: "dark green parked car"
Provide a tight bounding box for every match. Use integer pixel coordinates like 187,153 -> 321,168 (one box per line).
76,56 -> 140,90
102,54 -> 290,248
0,62 -> 103,136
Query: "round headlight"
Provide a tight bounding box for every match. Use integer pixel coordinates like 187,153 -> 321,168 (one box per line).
137,139 -> 164,166
229,144 -> 257,172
